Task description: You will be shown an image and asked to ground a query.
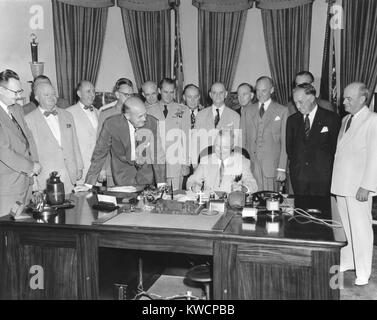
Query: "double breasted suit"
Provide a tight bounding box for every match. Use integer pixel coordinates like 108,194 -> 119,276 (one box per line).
25,108 -> 83,193
67,103 -> 99,183
241,101 -> 288,191
331,106 -> 377,282
286,107 -> 340,196
0,103 -> 38,216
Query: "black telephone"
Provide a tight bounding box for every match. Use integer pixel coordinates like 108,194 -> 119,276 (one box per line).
251,191 -> 284,207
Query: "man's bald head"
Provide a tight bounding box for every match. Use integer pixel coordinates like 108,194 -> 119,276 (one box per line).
123,96 -> 147,128
209,82 -> 227,107
35,82 -> 57,111
343,82 -> 369,115
142,81 -> 158,105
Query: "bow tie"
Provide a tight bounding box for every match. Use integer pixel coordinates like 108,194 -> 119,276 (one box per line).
43,109 -> 58,117
84,105 -> 94,111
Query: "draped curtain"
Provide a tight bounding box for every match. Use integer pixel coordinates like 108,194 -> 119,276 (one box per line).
193,0 -> 252,106
319,1 -> 334,104
340,0 -> 377,108
258,0 -> 313,105
52,0 -> 111,104
118,0 -> 172,90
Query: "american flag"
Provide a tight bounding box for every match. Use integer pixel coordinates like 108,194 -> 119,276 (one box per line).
173,0 -> 184,103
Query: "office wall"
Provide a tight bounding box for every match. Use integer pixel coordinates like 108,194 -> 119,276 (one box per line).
98,0 -> 327,92
0,0 -> 57,102
0,0 -> 329,98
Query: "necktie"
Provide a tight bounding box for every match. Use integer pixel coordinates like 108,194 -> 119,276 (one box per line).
345,115 -> 353,132
84,105 -> 94,111
191,110 -> 196,129
304,114 -> 310,138
44,109 -> 58,117
259,103 -> 265,118
219,160 -> 224,186
8,105 -> 30,151
163,105 -> 168,118
214,108 -> 220,128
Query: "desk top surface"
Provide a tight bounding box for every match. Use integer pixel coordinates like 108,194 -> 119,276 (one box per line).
0,192 -> 346,247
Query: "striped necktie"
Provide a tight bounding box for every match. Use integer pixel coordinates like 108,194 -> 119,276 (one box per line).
191,110 -> 196,129
214,108 -> 220,128
304,114 -> 310,138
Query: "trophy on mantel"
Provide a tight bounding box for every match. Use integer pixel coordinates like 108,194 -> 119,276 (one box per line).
29,33 -> 44,79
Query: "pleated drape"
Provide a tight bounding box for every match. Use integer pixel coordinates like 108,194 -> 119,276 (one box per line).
120,9 -> 172,90
52,1 -> 108,104
340,0 -> 377,107
260,2 -> 313,105
198,9 -> 247,105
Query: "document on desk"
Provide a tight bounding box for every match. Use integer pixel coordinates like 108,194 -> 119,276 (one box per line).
103,212 -> 223,231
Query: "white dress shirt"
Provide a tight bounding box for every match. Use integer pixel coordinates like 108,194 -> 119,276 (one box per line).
39,106 -> 61,146
127,118 -> 136,161
259,98 -> 272,112
79,101 -> 98,131
303,104 -> 318,129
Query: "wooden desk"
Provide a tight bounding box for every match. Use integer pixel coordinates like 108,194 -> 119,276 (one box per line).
0,193 -> 346,300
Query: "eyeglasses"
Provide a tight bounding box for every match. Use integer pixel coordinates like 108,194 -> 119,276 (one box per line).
1,86 -> 24,96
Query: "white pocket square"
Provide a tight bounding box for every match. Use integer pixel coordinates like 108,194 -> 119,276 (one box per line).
274,116 -> 281,121
321,126 -> 329,133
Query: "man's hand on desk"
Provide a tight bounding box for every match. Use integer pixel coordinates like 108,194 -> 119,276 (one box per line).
356,187 -> 370,202
157,182 -> 168,190
29,162 -> 42,177
189,182 -> 203,193
98,170 -> 107,182
276,171 -> 286,182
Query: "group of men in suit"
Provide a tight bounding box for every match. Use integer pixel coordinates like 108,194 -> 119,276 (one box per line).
1,66 -> 377,286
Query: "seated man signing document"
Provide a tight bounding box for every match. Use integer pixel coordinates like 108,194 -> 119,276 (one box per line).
186,130 -> 258,194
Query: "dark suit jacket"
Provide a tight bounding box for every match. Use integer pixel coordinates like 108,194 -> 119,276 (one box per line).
85,114 -> 165,186
286,107 -> 340,196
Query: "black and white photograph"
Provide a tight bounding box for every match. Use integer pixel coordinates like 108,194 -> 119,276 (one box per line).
1,0 -> 377,306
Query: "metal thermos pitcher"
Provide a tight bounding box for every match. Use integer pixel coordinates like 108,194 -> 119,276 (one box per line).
45,171 -> 65,205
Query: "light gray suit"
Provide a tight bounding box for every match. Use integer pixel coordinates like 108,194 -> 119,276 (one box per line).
241,101 -> 288,191
0,103 -> 38,216
67,103 -> 99,183
25,108 -> 83,193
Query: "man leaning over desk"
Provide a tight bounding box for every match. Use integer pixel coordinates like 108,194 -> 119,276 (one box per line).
186,130 -> 258,194
85,97 -> 166,188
